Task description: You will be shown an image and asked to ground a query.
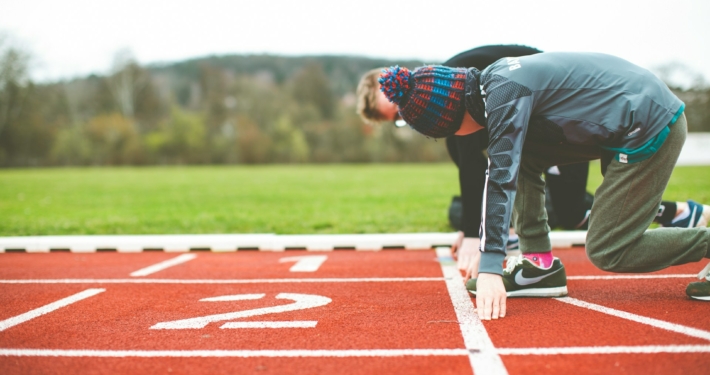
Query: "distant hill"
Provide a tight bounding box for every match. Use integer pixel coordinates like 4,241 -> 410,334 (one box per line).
147,54 -> 431,97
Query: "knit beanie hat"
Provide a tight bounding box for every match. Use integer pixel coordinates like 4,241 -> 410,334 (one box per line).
379,65 -> 467,138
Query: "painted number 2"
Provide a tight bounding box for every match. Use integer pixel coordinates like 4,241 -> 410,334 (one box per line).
150,293 -> 331,330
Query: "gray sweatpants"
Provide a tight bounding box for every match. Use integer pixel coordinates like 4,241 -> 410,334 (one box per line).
514,114 -> 709,272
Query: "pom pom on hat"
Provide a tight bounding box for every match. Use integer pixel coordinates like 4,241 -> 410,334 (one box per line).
379,66 -> 411,105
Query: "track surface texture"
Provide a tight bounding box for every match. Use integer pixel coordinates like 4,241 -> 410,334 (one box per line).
1,248 -> 708,374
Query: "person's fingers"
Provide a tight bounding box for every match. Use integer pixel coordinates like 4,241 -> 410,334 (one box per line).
458,253 -> 469,272
485,297 -> 493,320
482,296 -> 492,320
492,298 -> 500,320
464,267 -> 471,281
500,297 -> 507,318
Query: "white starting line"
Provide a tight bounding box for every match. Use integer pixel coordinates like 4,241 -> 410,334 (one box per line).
0,277 -> 445,284
556,297 -> 710,342
0,273 -> 697,285
130,254 -> 197,277
567,274 -> 696,280
1,345 -> 709,358
0,289 -> 105,332
436,247 -> 508,375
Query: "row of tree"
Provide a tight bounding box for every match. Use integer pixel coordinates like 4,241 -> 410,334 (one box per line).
0,39 -> 452,167
1,37 -> 709,167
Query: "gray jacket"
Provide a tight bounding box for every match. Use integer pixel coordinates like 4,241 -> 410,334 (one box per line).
468,52 -> 685,275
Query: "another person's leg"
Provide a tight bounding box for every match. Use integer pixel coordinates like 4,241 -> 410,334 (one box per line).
449,131 -> 491,278
586,115 -> 709,276
483,143 -> 599,297
545,162 -> 709,231
446,136 -> 463,230
487,151 -> 569,297
657,200 -> 710,228
514,143 -> 602,252
545,162 -> 592,229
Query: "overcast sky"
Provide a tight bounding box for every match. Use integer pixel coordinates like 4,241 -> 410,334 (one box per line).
1,0 -> 709,86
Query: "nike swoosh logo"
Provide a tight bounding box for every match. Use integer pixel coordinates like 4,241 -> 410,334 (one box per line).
515,267 -> 562,286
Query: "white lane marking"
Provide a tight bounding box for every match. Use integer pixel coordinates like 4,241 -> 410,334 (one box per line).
130,254 -> 197,277
0,275 -> 696,284
0,289 -> 105,332
221,321 -> 318,329
568,274 -> 695,280
2,345 -> 710,358
556,297 -> 710,341
0,348 -> 469,357
201,294 -> 265,302
279,255 -> 327,272
436,247 -> 508,375
151,293 -> 331,329
0,277 -> 444,284
497,345 -> 710,355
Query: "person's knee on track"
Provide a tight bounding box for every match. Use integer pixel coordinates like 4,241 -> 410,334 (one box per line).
585,228 -> 636,272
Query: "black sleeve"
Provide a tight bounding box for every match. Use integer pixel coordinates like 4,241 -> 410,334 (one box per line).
455,131 -> 489,237
545,162 -> 591,229
443,45 -> 542,69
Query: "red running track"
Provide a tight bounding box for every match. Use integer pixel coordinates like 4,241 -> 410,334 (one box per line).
0,248 -> 708,374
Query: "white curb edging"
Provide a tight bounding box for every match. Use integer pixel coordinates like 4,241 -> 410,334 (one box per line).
0,232 -> 587,253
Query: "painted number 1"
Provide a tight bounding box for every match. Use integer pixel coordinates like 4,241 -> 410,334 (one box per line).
150,293 -> 331,330
279,255 -> 328,272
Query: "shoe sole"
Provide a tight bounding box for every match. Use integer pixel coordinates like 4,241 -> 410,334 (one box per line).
689,295 -> 710,301
468,286 -> 568,298
507,286 -> 568,297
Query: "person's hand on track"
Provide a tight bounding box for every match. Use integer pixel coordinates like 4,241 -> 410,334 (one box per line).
457,237 -> 481,281
475,273 -> 507,320
451,231 -> 464,260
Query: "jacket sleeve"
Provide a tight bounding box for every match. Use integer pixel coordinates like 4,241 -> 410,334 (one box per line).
478,76 -> 534,275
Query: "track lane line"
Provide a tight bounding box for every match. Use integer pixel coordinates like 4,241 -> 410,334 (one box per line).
497,345 -> 710,355
0,348 -> 470,357
0,288 -> 105,332
567,274 -> 695,280
130,254 -> 197,277
436,247 -> 508,375
220,321 -> 318,329
3,345 -> 709,357
0,276 -> 695,285
0,277 -> 445,284
556,297 -> 710,341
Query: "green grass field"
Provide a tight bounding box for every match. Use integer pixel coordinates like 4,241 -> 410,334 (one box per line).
0,163 -> 708,236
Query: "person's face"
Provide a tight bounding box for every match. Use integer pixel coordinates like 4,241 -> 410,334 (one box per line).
375,87 -> 399,121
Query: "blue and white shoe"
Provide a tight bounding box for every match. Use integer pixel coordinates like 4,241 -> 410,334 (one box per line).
507,235 -> 520,251
667,200 -> 710,228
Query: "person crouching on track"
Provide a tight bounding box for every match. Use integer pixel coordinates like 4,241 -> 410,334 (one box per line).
355,45 -> 710,286
377,52 -> 710,320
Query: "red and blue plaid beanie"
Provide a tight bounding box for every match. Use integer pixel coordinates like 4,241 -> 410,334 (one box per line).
379,65 -> 467,138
